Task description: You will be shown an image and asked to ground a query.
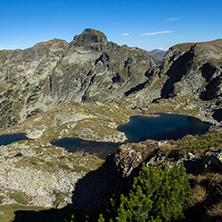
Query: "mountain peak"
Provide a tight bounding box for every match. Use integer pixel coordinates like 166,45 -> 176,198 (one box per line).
73,29 -> 107,47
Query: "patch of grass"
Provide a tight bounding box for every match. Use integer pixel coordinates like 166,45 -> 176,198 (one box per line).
52,190 -> 64,208
208,173 -> 222,187
159,132 -> 222,159
9,193 -> 28,205
0,204 -> 48,222
58,164 -> 69,170
176,132 -> 222,151
30,161 -> 37,165
0,196 -> 3,205
188,185 -> 208,207
46,161 -> 53,167
207,201 -> 222,217
73,164 -> 90,173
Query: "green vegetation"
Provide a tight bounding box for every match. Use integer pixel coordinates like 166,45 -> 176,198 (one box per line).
0,196 -> 3,205
9,193 -> 28,205
67,163 -> 191,222
53,190 -> 65,208
0,204 -> 48,222
73,164 -> 91,173
46,161 -> 54,167
58,164 -> 70,170
176,132 -> 222,151
109,164 -> 190,222
158,131 -> 222,159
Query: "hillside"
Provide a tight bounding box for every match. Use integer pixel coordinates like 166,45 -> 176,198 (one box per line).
0,29 -> 155,131
0,29 -> 222,221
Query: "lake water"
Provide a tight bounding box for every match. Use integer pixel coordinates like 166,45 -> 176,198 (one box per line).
117,113 -> 210,142
51,113 -> 211,159
51,138 -> 121,160
0,133 -> 29,146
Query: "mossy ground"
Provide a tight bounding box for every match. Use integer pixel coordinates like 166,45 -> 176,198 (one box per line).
1,140 -> 104,174
0,204 -> 48,222
2,101 -> 139,144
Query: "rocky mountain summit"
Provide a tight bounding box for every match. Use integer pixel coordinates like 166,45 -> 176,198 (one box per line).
0,29 -> 156,131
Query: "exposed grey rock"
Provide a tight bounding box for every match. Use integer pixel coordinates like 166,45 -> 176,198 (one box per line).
0,29 -> 155,131
204,149 -> 222,171
0,141 -> 104,208
160,40 -> 222,100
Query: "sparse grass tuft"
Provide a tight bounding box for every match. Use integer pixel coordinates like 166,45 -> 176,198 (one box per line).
188,185 -> 208,207
46,161 -> 53,167
58,164 -> 70,170
9,193 -> 28,205
207,201 -> 222,217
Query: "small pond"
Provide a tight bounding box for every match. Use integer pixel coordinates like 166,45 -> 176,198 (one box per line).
0,133 -> 30,146
51,138 -> 121,160
51,113 -> 211,159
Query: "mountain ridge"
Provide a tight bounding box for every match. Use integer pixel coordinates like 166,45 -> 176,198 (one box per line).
1,29 -> 222,220
0,29 -> 222,132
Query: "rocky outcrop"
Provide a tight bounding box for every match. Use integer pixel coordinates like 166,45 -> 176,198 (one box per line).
0,39 -> 69,129
50,29 -> 156,103
0,29 -> 155,131
132,39 -> 222,124
0,140 -> 104,208
160,40 -> 222,100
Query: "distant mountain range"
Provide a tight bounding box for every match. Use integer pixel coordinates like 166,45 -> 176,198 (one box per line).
149,49 -> 167,57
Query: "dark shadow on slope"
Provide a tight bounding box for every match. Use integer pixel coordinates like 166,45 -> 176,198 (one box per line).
124,80 -> 149,96
12,156 -> 122,222
213,108 -> 222,122
161,50 -> 195,98
13,207 -> 73,222
71,163 -> 107,210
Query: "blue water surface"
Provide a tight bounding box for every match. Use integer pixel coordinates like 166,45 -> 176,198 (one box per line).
0,133 -> 29,146
51,113 -> 211,159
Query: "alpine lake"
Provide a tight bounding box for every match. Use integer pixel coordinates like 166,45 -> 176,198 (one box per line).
50,113 -> 211,159
0,113 -> 211,159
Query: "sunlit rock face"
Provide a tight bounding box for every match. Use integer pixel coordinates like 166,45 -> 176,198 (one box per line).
159,39 -> 222,100
0,28 -> 222,131
0,28 -> 155,130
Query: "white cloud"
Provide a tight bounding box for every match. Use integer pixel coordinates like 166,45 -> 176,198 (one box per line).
122,33 -> 129,36
167,17 -> 180,21
141,31 -> 174,36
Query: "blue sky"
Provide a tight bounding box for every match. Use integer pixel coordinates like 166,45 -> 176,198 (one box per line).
0,0 -> 222,51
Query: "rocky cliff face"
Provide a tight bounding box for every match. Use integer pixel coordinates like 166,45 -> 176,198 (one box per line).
0,39 -> 69,129
0,29 -> 155,131
160,39 -> 222,100
133,39 -> 222,124
50,29 -> 155,103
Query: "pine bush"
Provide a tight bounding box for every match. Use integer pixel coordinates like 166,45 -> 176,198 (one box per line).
104,163 -> 191,222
